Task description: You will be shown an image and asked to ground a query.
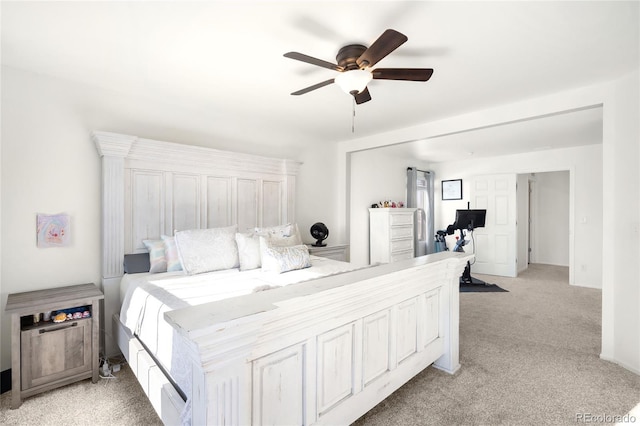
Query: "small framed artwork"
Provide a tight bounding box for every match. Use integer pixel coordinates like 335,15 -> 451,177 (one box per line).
36,213 -> 70,248
442,179 -> 463,201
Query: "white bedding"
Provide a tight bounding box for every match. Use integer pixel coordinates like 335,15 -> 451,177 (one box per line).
118,255 -> 363,412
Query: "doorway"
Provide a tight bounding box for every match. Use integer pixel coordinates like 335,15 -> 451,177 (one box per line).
472,171 -> 571,278
526,171 -> 570,268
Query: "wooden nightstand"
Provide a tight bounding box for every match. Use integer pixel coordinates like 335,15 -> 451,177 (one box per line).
5,283 -> 104,409
307,244 -> 349,262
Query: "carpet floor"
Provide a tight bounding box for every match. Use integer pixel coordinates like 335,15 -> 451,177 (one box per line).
2,264 -> 639,425
0,360 -> 161,425
354,264 -> 640,425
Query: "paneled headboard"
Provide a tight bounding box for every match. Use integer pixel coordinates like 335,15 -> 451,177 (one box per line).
92,131 -> 301,355
92,131 -> 301,280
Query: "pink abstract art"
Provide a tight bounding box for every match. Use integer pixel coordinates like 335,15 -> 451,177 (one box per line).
37,213 -> 70,248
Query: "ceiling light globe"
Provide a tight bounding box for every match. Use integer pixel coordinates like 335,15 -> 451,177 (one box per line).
334,70 -> 373,95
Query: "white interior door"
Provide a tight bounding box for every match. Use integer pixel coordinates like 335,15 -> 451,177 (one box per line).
470,174 -> 517,277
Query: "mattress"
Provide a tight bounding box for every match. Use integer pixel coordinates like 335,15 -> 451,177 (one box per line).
118,255 -> 363,417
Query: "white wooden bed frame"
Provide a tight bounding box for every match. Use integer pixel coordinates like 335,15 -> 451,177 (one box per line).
93,131 -> 471,425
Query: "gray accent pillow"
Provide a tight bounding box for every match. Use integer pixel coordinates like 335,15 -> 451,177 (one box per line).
123,253 -> 150,274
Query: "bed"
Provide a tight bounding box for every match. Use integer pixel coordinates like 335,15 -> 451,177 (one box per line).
93,131 -> 472,425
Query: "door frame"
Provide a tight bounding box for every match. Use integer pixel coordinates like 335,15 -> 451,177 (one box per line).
526,169 -> 575,285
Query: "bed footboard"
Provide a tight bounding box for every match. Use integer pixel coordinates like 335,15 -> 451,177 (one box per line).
166,252 -> 470,425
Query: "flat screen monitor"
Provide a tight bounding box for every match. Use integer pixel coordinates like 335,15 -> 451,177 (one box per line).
454,209 -> 486,230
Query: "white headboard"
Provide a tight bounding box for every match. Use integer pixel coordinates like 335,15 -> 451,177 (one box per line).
92,131 -> 301,281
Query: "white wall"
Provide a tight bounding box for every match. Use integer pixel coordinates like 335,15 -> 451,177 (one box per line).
600,69 -> 640,373
348,150 -> 429,266
2,65 -> 638,376
295,143 -> 342,247
1,68 -> 102,371
531,171 -> 570,267
347,146 -> 577,271
338,79 -> 640,374
0,66 -> 335,371
429,145 -> 602,288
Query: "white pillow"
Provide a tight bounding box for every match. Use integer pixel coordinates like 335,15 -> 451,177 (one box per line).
254,223 -> 294,236
175,226 -> 239,275
142,239 -> 167,273
235,232 -> 261,271
254,223 -> 303,245
261,244 -> 311,274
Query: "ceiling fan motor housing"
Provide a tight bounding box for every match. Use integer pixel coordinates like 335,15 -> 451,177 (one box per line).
337,44 -> 368,69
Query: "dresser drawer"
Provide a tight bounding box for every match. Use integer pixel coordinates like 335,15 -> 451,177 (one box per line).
391,250 -> 414,262
391,238 -> 413,253
389,213 -> 414,227
390,226 -> 413,240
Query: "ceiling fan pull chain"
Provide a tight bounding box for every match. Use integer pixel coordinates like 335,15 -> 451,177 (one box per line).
352,98 -> 356,133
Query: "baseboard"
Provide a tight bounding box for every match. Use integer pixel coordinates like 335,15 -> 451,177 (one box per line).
600,354 -> 640,375
1,369 -> 11,393
571,281 -> 602,290
433,361 -> 461,375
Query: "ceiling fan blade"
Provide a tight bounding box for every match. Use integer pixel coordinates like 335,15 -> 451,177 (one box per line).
372,68 -> 434,81
356,29 -> 408,68
353,87 -> 372,104
291,79 -> 335,95
284,52 -> 343,71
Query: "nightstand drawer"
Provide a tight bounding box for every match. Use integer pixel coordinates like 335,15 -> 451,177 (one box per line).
21,319 -> 92,390
307,244 -> 349,262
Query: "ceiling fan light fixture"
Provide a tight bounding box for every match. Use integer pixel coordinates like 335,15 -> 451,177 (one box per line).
334,69 -> 372,95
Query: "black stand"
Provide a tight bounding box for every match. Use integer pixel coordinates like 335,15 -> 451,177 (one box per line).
460,261 -> 488,286
447,209 -> 490,287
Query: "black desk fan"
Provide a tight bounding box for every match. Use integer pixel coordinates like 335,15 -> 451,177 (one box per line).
310,222 -> 329,247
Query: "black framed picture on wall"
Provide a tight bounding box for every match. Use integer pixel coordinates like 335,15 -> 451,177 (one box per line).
442,179 -> 463,200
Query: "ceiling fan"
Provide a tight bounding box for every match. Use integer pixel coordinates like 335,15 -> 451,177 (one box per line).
284,29 -> 433,105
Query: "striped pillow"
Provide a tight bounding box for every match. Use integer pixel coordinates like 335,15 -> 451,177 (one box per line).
142,239 -> 167,273
162,235 -> 183,272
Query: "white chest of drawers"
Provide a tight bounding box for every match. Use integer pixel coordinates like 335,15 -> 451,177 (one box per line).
369,208 -> 417,264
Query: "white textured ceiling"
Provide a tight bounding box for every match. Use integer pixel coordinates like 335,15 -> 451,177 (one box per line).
2,1 -> 637,160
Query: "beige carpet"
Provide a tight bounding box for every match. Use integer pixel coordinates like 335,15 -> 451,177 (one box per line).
2,264 -> 639,425
355,264 -> 640,425
0,361 -> 162,426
